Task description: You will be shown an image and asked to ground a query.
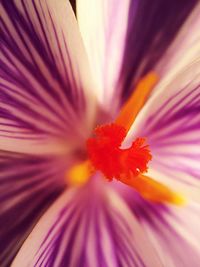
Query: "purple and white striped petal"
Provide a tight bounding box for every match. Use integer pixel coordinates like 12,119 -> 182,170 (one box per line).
119,0 -> 198,102
0,0 -> 97,154
155,3 -> 200,82
77,0 -> 198,107
126,60 -> 200,200
123,193 -> 200,267
12,178 -> 162,267
0,150 -> 65,267
77,0 -> 131,108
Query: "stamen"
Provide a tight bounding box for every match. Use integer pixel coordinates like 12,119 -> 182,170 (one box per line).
120,174 -> 185,205
67,160 -> 94,186
115,72 -> 158,131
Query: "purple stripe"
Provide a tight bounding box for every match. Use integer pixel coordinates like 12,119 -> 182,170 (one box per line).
146,84 -> 200,133
32,185 -> 152,267
0,151 -> 64,267
0,87 -> 67,136
108,209 -> 146,267
0,0 -> 88,141
118,0 -> 198,103
135,75 -> 200,181
0,45 -> 68,127
123,192 -> 200,266
34,200 -> 83,267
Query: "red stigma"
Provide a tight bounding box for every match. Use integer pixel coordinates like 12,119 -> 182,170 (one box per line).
87,123 -> 152,180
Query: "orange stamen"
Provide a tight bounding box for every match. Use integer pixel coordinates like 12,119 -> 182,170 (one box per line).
120,174 -> 185,205
115,72 -> 158,131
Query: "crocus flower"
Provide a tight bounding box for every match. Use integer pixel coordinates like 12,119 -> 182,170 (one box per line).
1,0 -> 200,266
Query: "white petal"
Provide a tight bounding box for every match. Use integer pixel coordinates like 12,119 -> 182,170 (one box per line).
77,0 -> 130,107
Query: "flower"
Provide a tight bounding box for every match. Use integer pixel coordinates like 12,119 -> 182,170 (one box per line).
0,0 -> 200,267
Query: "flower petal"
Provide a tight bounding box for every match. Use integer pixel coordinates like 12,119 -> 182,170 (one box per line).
0,150 -> 65,267
0,0 -> 97,154
126,60 -> 200,200
119,0 -> 198,102
12,179 -> 162,267
77,0 -> 198,107
77,0 -> 131,107
155,3 -> 200,82
124,193 -> 200,267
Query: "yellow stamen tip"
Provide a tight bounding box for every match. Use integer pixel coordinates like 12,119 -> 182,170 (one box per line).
66,160 -> 93,186
120,174 -> 186,206
170,194 -> 187,206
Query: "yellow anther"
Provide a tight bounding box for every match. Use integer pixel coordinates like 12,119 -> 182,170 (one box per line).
66,160 -> 94,186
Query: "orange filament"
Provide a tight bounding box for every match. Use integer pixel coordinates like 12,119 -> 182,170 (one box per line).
120,174 -> 185,204
115,72 -> 158,131
87,123 -> 152,180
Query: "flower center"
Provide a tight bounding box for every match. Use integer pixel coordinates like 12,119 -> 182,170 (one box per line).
67,72 -> 185,205
87,123 -> 151,180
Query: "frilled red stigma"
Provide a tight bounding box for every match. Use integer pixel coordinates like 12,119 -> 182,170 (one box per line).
87,123 -> 152,180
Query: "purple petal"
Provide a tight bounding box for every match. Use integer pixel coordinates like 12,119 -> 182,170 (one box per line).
0,150 -> 65,267
125,60 -> 200,200
154,3 -> 200,81
119,0 -> 198,102
12,178 -> 162,267
0,0 -> 97,153
123,192 -> 200,267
